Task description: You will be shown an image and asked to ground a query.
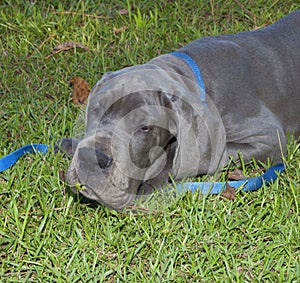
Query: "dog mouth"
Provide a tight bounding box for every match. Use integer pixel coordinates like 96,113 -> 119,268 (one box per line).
66,162 -> 140,210
67,166 -> 102,202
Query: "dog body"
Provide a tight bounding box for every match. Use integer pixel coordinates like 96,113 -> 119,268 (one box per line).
61,10 -> 300,210
176,13 -> 300,160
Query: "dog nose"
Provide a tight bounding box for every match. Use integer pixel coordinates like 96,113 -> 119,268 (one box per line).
78,147 -> 112,169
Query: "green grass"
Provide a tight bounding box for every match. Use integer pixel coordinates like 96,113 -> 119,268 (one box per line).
1,0 -> 300,282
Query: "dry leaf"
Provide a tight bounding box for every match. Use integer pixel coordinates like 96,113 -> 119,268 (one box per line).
59,169 -> 65,182
228,168 -> 246,180
119,9 -> 129,15
113,26 -> 127,34
46,42 -> 89,58
69,77 -> 90,105
221,183 -> 236,200
6,131 -> 12,138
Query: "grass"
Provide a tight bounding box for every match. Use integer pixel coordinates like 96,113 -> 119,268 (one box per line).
0,0 -> 300,282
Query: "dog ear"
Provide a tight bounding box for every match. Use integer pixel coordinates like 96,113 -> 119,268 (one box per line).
164,92 -> 228,179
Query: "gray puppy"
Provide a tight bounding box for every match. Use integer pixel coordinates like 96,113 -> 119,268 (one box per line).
60,10 -> 300,210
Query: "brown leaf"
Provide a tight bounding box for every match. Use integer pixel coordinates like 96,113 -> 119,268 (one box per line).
46,42 -> 89,58
59,169 -> 65,182
113,26 -> 127,34
69,77 -> 90,105
221,183 -> 236,200
119,9 -> 129,15
228,168 -> 246,180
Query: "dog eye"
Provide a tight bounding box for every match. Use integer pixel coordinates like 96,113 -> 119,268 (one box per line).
140,126 -> 153,133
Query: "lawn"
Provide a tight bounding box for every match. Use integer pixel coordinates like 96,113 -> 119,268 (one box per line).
0,0 -> 299,282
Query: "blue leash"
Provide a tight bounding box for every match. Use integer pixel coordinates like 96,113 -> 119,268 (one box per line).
0,144 -> 48,172
0,144 -> 285,194
0,52 -> 285,194
176,163 -> 285,194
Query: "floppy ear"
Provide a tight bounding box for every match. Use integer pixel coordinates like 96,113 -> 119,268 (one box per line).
166,93 -> 228,179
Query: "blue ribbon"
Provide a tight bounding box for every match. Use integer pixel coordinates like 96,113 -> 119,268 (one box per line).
0,144 -> 49,172
0,143 -> 284,195
176,163 -> 285,194
170,51 -> 207,105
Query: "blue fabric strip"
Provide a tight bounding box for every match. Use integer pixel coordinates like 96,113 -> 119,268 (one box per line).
0,144 -> 284,195
0,144 -> 49,172
176,163 -> 285,194
170,51 -> 207,105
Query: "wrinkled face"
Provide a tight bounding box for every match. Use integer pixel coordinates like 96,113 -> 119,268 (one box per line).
66,91 -> 177,210
62,67 -> 227,210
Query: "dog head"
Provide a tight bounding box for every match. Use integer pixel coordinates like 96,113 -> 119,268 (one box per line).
62,65 -> 227,210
